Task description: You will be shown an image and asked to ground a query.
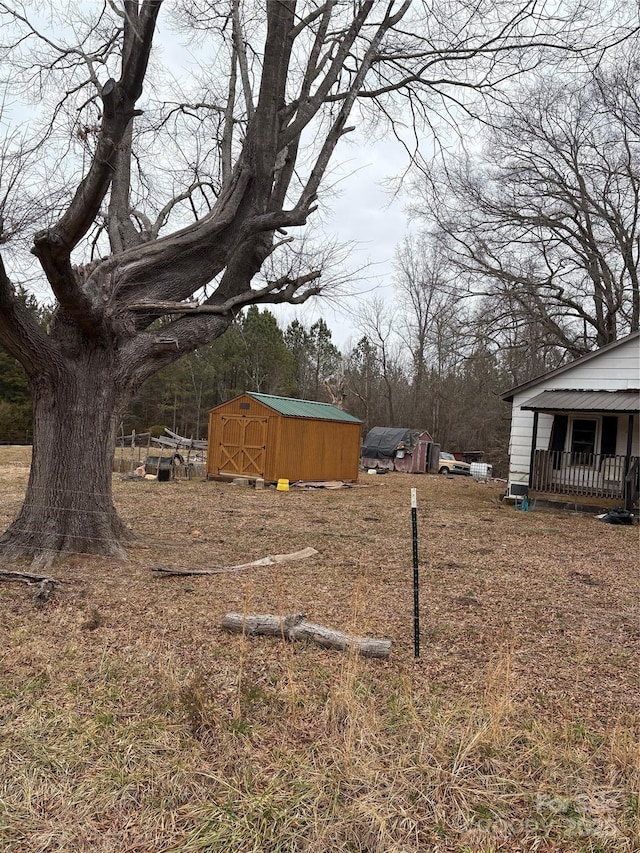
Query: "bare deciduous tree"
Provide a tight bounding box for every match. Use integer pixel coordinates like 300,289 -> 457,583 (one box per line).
394,234 -> 468,426
413,50 -> 640,356
356,297 -> 407,425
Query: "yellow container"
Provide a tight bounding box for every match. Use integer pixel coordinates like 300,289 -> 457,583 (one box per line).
276,478 -> 289,491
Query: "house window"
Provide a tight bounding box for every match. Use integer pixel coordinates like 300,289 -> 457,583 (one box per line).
570,418 -> 597,464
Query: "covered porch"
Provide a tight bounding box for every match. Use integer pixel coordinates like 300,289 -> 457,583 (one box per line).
523,390 -> 639,510
530,450 -> 639,503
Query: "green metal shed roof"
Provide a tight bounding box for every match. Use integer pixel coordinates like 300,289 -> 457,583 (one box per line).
246,392 -> 361,423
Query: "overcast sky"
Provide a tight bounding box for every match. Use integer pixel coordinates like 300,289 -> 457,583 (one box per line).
274,131 -> 413,350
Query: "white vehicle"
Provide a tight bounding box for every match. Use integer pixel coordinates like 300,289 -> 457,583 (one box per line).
438,452 -> 471,475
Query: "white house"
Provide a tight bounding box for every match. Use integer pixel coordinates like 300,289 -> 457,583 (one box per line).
501,331 -> 640,507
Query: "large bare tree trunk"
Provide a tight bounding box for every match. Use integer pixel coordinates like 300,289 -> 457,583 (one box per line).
0,351 -> 132,565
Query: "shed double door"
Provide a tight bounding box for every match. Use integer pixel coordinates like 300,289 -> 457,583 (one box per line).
218,415 -> 268,477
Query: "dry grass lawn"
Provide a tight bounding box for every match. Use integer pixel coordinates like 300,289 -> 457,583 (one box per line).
0,445 -> 638,852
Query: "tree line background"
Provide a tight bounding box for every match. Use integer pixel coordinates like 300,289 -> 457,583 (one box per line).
0,277 -> 567,479
0,298 -> 527,477
1,46 -> 637,480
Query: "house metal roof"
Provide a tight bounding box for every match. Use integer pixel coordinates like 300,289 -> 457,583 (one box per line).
245,392 -> 361,423
521,389 -> 640,414
500,330 -> 640,402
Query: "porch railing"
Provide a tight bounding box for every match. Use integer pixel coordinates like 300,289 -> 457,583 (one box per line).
532,451 -> 639,500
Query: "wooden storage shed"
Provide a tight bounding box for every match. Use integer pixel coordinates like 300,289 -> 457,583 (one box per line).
207,392 -> 362,483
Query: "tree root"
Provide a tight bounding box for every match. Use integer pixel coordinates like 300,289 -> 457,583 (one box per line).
0,530 -> 131,565
0,570 -> 60,606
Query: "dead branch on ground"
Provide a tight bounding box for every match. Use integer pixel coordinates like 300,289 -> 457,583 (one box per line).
221,611 -> 392,659
152,547 -> 318,576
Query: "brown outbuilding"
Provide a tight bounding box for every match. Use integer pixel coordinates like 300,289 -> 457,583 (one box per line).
206,392 -> 362,483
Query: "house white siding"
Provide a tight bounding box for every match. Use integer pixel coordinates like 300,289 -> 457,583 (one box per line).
505,334 -> 640,488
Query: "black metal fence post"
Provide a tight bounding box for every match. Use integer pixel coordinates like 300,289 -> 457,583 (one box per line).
412,487 -> 420,658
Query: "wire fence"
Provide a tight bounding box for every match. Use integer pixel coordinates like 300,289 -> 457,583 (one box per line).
1,449 -> 440,588
0,482 -> 434,584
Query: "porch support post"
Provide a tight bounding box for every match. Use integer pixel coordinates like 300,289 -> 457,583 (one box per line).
625,413 -> 634,511
528,411 -> 539,490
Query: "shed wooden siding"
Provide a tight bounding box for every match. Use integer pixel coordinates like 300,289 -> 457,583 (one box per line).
207,394 -> 362,482
275,416 -> 361,482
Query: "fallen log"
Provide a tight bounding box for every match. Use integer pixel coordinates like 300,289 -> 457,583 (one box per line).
0,570 -> 58,605
153,547 -> 318,576
221,611 -> 392,659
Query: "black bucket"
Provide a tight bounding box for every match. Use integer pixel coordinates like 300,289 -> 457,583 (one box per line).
157,467 -> 170,482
